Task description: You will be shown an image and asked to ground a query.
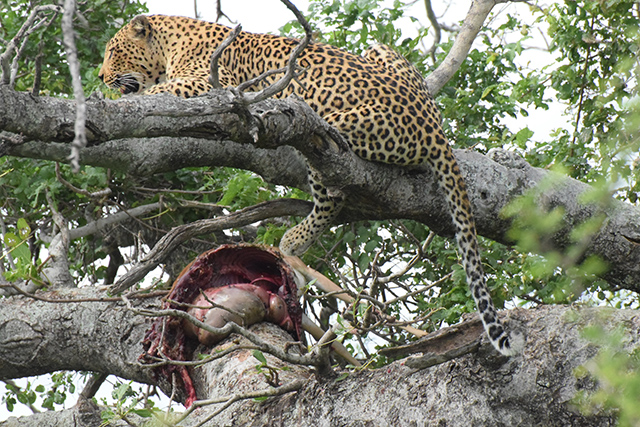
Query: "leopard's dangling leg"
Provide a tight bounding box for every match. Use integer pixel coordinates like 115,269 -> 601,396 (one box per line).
279,164 -> 344,256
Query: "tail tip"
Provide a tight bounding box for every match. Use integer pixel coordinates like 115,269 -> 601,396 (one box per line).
497,329 -> 525,356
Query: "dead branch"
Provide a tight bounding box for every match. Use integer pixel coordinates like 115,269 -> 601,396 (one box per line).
423,0 -> 442,61
61,0 -> 86,173
110,199 -> 312,294
0,5 -> 62,86
208,24 -> 242,89
237,0 -> 313,104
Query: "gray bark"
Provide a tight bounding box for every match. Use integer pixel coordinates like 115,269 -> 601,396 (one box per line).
2,86 -> 640,291
0,288 -> 632,426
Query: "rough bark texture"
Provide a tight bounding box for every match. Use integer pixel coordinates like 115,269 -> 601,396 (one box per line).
2,87 -> 640,291
0,288 -> 634,426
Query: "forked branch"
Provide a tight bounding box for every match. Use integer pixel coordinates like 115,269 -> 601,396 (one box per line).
0,5 -> 62,86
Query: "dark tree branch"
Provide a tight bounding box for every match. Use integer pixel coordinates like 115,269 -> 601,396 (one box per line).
423,0 -> 442,61
208,24 -> 242,89
0,290 -> 632,426
236,0 -> 313,104
2,87 -> 639,292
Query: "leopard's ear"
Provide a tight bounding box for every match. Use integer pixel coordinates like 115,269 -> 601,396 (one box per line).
128,15 -> 153,42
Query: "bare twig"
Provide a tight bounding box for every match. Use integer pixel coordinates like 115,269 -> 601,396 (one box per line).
215,0 -> 235,24
208,24 -> 242,89
37,202 -> 163,242
0,283 -> 167,302
61,0 -> 86,173
375,231 -> 435,285
382,272 -> 452,306
423,0 -> 442,61
141,343 -> 260,369
286,255 -> 429,338
301,314 -> 361,366
237,0 -> 313,104
123,298 -> 320,367
55,162 -> 112,199
0,5 -> 61,87
182,379 -> 305,426
167,292 -> 248,322
110,199 -> 311,294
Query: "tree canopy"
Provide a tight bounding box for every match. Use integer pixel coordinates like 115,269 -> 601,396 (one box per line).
0,0 -> 639,425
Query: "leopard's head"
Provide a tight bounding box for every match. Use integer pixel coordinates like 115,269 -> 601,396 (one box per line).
98,15 -> 165,94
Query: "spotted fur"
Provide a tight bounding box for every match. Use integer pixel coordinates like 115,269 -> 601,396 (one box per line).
99,15 -> 523,356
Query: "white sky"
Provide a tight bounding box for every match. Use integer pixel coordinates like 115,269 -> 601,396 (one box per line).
145,0 -> 313,33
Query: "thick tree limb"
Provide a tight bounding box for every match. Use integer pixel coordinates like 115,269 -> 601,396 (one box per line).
423,0 -> 497,94
424,0 -> 528,95
2,87 -> 639,291
0,288 -> 633,426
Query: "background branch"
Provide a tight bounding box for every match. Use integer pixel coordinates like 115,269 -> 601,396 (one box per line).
61,0 -> 87,173
425,0 -> 496,94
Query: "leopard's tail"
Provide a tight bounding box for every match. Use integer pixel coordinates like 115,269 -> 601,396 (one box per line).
430,143 -> 524,356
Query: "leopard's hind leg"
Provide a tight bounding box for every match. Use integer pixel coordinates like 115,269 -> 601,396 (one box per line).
279,164 -> 344,256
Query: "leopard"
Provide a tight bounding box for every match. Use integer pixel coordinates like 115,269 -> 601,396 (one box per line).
99,14 -> 524,356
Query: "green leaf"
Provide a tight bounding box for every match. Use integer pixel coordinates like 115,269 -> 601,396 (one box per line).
113,383 -> 132,401
132,408 -> 153,417
252,350 -> 268,365
4,232 -> 20,248
480,85 -> 494,99
335,372 -> 350,382
16,218 -> 31,240
515,128 -> 534,145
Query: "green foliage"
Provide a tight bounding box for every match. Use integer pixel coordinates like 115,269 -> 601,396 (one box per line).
282,0 -> 412,55
2,381 -> 37,413
279,0 -> 640,366
99,380 -> 168,425
436,15 -> 542,149
41,372 -> 75,410
2,0 -> 148,96
542,1 -> 640,185
252,350 -> 290,388
574,323 -> 640,426
2,372 -> 79,413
